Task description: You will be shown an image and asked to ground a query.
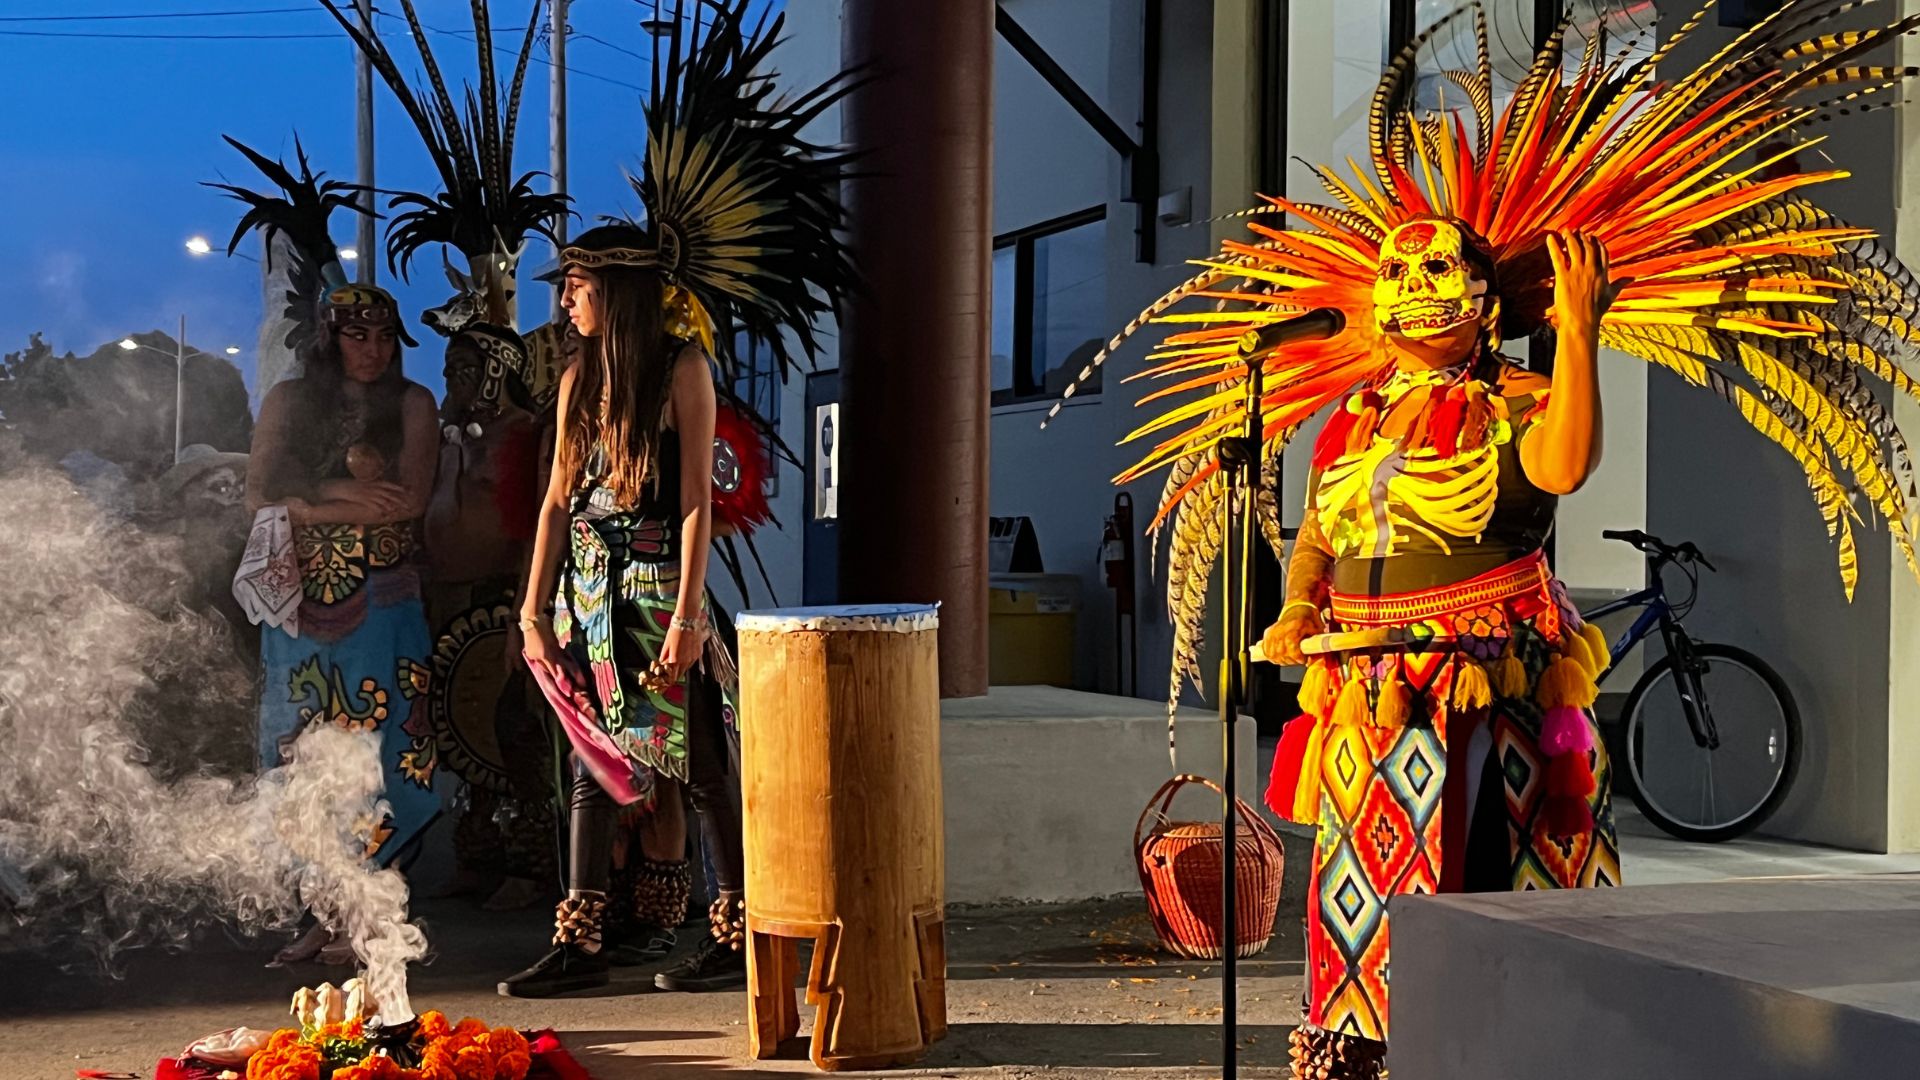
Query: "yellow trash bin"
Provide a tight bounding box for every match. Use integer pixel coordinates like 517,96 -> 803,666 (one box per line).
988,573 -> 1079,686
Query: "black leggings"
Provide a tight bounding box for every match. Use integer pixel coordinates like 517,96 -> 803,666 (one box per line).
567,670 -> 744,896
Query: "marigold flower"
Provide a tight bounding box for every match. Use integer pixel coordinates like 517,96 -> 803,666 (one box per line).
415,1011 -> 452,1041
244,1036 -> 321,1080
493,1050 -> 532,1080
451,1044 -> 496,1080
485,1028 -> 530,1058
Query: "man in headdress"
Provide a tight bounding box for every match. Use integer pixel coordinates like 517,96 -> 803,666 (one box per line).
419,320 -> 556,910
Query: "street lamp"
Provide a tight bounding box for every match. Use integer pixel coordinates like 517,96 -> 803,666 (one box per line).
339,247 -> 360,263
225,346 -> 242,356
186,234 -> 258,264
119,316 -> 191,464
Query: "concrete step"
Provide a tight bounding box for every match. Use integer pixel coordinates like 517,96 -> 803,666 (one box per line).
1390,873 -> 1920,1078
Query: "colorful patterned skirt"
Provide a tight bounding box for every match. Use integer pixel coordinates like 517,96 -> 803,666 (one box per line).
546,511 -> 736,802
258,553 -> 442,867
1264,550 -> 1621,1044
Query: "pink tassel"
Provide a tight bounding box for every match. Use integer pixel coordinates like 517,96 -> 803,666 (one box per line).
1538,705 -> 1593,757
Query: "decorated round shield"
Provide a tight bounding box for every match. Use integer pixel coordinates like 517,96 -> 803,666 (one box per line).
423,603 -> 518,793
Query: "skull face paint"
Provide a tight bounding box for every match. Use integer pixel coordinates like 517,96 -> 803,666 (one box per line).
1373,219 -> 1490,339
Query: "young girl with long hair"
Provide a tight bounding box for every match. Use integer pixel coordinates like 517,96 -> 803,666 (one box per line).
501,225 -> 745,997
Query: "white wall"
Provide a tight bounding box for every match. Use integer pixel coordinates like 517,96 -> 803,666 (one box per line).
992,0 -> 1112,234
1646,4 -> 1896,850
986,1 -> 1226,711
714,4 -> 845,620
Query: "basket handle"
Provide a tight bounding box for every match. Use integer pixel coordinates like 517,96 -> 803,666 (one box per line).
1132,772 -> 1285,858
1132,773 -> 1196,856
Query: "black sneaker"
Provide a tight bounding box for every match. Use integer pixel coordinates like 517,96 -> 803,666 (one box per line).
603,922 -> 677,967
497,944 -> 610,997
653,935 -> 747,992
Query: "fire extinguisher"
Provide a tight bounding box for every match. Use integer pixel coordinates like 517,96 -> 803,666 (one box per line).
1102,492 -> 1138,696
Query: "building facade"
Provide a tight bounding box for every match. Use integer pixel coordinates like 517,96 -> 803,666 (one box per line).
735,0 -> 1920,852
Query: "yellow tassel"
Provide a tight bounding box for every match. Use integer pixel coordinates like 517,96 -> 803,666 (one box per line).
1297,660 -> 1334,718
1535,656 -> 1599,710
1452,659 -> 1493,710
1580,621 -> 1612,677
1291,720 -> 1330,823
1375,673 -> 1412,729
1331,675 -> 1372,728
1492,651 -> 1529,699
1562,629 -> 1595,675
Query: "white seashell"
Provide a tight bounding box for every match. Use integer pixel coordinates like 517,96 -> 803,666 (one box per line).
343,977 -> 375,1022
316,982 -> 347,1026
289,987 -> 319,1028
185,1026 -> 272,1067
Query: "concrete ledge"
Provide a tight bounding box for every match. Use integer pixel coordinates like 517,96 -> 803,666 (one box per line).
1391,874 -> 1920,1078
940,685 -> 1262,904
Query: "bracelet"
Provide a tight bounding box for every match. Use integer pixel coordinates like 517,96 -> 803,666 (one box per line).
518,614 -> 546,632
1280,599 -> 1321,619
670,614 -> 708,635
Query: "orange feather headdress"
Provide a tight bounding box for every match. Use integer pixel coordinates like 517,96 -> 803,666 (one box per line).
1048,0 -> 1920,709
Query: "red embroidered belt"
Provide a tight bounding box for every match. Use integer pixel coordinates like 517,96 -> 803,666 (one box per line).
1329,550 -> 1553,629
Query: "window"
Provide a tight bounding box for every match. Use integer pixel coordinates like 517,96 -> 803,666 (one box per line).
991,207 -> 1108,408
729,328 -> 780,496
730,329 -> 781,429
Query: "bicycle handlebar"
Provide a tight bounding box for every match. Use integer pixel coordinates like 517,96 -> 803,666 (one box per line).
1602,528 -> 1715,571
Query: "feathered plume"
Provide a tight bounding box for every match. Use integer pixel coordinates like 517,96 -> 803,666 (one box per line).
626,0 -> 864,381
316,0 -> 570,324
204,134 -> 365,365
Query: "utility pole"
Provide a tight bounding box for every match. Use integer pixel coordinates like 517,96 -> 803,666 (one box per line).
549,0 -> 570,321
175,315 -> 187,464
355,0 -> 377,285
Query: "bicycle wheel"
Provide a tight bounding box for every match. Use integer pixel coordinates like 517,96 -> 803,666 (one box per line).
1621,643 -> 1800,843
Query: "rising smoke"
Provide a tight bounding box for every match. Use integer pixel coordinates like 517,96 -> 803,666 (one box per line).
0,458 -> 424,1021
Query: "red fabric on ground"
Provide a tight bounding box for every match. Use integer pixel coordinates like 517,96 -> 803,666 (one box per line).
528,1030 -> 594,1080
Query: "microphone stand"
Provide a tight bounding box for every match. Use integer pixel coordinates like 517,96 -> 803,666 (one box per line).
1214,339 -> 1268,1080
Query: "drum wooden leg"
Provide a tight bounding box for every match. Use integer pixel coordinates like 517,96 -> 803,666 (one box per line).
804,918 -> 934,1072
746,928 -> 799,1058
913,907 -> 948,1045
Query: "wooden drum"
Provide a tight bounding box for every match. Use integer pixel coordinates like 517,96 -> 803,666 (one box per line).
736,604 -> 947,1071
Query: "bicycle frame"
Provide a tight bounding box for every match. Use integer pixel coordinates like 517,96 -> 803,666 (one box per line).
1582,585 -> 1666,675
1582,558 -> 1722,751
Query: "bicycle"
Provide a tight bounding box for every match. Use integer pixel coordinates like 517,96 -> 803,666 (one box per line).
1581,529 -> 1801,843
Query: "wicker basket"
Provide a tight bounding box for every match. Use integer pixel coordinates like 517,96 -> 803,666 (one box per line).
1133,774 -> 1285,959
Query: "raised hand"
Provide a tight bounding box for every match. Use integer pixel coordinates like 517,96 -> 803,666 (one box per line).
1547,230 -> 1621,331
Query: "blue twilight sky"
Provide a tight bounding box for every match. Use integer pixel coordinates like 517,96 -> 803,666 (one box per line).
0,0 -> 778,402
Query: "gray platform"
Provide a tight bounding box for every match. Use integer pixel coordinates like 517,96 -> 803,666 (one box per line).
1391,874 -> 1920,1079
940,685 -> 1267,903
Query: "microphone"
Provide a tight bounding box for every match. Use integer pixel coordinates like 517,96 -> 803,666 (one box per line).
1236,308 -> 1347,358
